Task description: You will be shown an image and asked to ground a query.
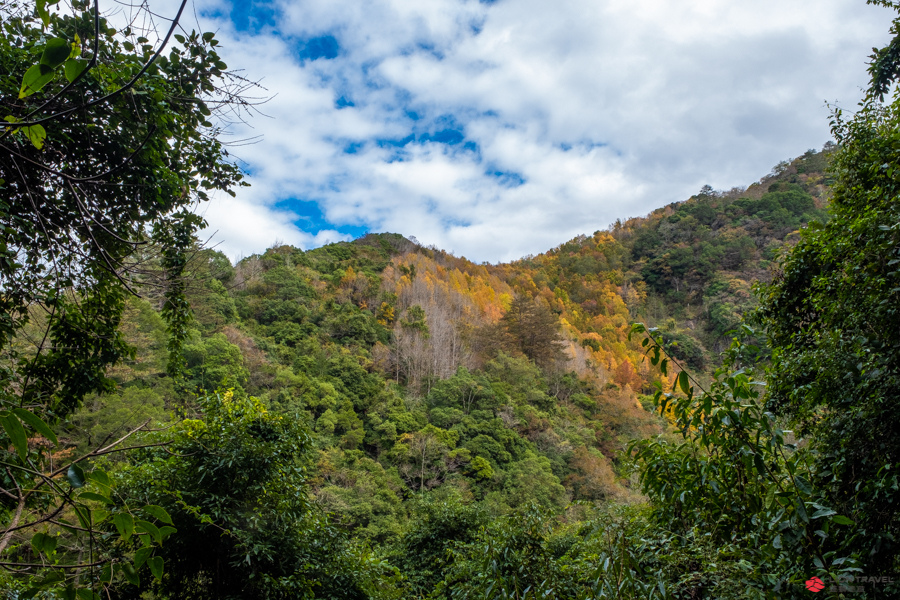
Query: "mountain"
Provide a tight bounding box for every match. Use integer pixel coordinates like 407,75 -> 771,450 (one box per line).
60,146 -> 833,596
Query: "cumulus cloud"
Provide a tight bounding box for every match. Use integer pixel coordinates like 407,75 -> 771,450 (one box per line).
169,0 -> 894,262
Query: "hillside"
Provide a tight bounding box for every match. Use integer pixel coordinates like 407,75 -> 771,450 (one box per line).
13,136 -> 895,598
65,148 -> 833,544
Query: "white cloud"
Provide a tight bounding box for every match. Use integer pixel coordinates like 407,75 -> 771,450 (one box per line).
171,0 -> 895,262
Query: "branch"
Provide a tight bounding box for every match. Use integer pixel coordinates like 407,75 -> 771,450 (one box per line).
2,0 -> 191,128
0,470 -> 25,555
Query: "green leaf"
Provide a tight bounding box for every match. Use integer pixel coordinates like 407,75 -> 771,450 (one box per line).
67,464 -> 86,488
120,562 -> 139,586
158,525 -> 177,541
796,499 -> 810,524
64,58 -> 88,83
79,491 -> 113,505
113,513 -> 133,539
31,532 -> 56,554
135,519 -> 161,544
148,556 -> 164,581
23,124 -> 46,150
134,546 -> 151,569
19,64 -> 56,98
36,0 -> 50,26
100,563 -> 112,584
12,408 -> 57,445
677,371 -> 690,395
1,414 -> 28,460
143,505 -> 173,525
88,468 -> 111,488
832,515 -> 855,526
41,38 -> 71,69
73,505 -> 91,529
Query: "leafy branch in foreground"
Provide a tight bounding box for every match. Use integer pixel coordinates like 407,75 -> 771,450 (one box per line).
1,0 -> 258,594
0,415 -> 175,598
628,323 -> 861,599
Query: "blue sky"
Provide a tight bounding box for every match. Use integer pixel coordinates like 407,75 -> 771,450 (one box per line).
166,0 -> 894,262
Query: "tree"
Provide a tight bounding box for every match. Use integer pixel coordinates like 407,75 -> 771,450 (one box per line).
393,424 -> 461,492
758,22 -> 900,573
629,324 -> 856,598
501,296 -> 566,368
0,0 -> 252,593
1,0 -> 251,405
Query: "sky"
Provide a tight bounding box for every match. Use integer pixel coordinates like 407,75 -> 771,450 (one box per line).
157,0 -> 894,263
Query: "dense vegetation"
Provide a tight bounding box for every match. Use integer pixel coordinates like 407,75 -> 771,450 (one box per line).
3,0 -> 900,598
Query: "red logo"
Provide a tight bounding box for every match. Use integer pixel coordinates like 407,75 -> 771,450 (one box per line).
805,577 -> 825,592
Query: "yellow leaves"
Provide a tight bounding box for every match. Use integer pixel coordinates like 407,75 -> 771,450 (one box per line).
376,302 -> 395,326
180,419 -> 207,438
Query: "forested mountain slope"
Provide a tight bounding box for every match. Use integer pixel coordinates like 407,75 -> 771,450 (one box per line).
66,148 -> 833,548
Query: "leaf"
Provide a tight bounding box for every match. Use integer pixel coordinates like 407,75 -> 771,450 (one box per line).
41,38 -> 71,69
134,546 -> 151,569
796,499 -> 810,524
113,513 -> 133,539
120,562 -> 139,586
64,58 -> 88,83
143,504 -> 173,525
832,515 -> 855,526
812,508 -> 836,519
100,563 -> 112,583
148,556 -> 164,581
158,526 -> 177,541
24,124 -> 46,149
79,491 -> 113,505
67,464 -> 86,488
135,519 -> 161,544
19,64 -> 56,98
73,505 -> 91,529
31,532 -> 56,554
1,414 -> 29,460
794,474 -> 813,496
677,371 -> 690,395
12,408 -> 57,445
88,468 -> 111,488
36,0 -> 50,26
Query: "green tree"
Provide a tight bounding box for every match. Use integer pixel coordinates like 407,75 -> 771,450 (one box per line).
758,12 -> 900,573
115,390 -> 401,599
501,297 -> 566,368
0,0 -> 249,593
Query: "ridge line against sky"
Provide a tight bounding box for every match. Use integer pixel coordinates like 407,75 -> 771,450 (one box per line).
160,0 -> 892,263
